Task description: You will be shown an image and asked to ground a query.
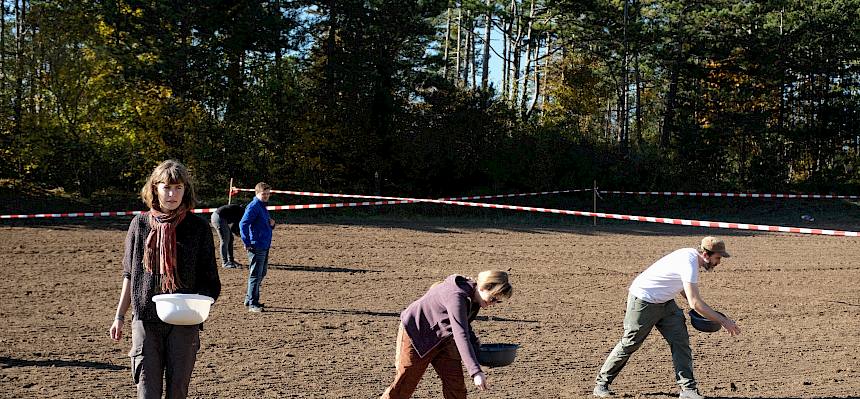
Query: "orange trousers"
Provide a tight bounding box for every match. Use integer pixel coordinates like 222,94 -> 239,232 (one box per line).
380,325 -> 467,399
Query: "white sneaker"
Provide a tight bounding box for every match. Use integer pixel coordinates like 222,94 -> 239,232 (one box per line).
593,385 -> 614,397
679,389 -> 705,399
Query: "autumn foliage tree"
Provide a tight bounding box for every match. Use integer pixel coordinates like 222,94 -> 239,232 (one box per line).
1,0 -> 858,201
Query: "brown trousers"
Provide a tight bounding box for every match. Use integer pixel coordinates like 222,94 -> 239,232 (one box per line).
380,325 -> 467,399
130,320 -> 200,399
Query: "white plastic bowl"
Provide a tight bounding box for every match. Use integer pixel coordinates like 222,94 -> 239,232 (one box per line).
152,294 -> 214,325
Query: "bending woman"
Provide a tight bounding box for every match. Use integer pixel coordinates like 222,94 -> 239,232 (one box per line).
380,270 -> 513,399
109,159 -> 221,399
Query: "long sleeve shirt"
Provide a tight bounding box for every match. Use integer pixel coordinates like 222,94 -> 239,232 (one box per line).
215,204 -> 244,236
400,274 -> 483,377
239,197 -> 273,249
122,212 -> 221,322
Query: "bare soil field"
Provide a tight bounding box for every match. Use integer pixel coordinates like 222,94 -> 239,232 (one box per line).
1,216 -> 859,398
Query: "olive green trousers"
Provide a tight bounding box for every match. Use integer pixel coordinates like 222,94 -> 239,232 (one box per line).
595,294 -> 696,390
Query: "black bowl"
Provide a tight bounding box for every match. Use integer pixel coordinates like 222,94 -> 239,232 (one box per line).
478,343 -> 519,367
688,309 -> 723,333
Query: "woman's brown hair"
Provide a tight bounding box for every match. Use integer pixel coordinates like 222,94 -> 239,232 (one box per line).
140,160 -> 198,211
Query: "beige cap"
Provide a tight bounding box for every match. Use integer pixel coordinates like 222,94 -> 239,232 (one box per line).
700,236 -> 730,257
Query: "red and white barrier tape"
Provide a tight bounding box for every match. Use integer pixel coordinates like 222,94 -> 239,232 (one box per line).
0,210 -> 146,219
0,188 -> 587,219
264,199 -> 415,210
232,187 -> 592,201
3,189 -> 858,236
0,208 -> 219,219
0,188 -> 588,219
250,191 -> 859,237
600,190 -> 860,199
227,188 -> 592,211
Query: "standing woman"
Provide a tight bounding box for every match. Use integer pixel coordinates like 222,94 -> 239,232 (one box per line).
109,160 -> 221,399
380,270 -> 513,399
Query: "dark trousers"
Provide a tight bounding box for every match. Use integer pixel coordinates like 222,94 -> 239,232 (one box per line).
210,212 -> 234,266
130,320 -> 200,399
380,324 -> 467,399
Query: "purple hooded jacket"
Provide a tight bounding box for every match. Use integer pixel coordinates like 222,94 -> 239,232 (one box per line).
400,274 -> 482,377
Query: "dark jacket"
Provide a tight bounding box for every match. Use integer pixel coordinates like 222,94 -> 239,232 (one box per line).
239,197 -> 273,249
123,212 -> 221,322
400,274 -> 482,377
215,204 -> 244,235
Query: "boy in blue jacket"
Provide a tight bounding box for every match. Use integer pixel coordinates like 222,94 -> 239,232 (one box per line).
239,182 -> 275,312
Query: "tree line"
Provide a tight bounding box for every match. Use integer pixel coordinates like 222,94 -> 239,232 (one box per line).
1,0 -> 858,200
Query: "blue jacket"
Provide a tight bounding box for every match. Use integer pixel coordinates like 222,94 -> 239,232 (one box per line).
239,197 -> 273,249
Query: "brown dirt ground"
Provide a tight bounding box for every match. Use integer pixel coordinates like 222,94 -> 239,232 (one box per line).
1,217 -> 859,398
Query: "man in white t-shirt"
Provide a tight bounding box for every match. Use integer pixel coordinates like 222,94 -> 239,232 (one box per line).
593,237 -> 741,399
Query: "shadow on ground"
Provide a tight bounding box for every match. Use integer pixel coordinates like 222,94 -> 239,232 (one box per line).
268,264 -> 379,273
0,356 -> 127,371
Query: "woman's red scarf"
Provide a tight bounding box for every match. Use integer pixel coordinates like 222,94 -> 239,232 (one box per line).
143,206 -> 187,293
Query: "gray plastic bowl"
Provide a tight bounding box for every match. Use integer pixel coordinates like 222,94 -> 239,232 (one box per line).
477,343 -> 519,367
689,309 -> 723,333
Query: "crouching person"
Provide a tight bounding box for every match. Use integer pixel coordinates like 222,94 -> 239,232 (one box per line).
380,271 -> 513,399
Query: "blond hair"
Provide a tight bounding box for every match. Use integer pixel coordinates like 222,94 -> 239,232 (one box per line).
140,160 -> 197,211
476,270 -> 513,300
255,182 -> 272,195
